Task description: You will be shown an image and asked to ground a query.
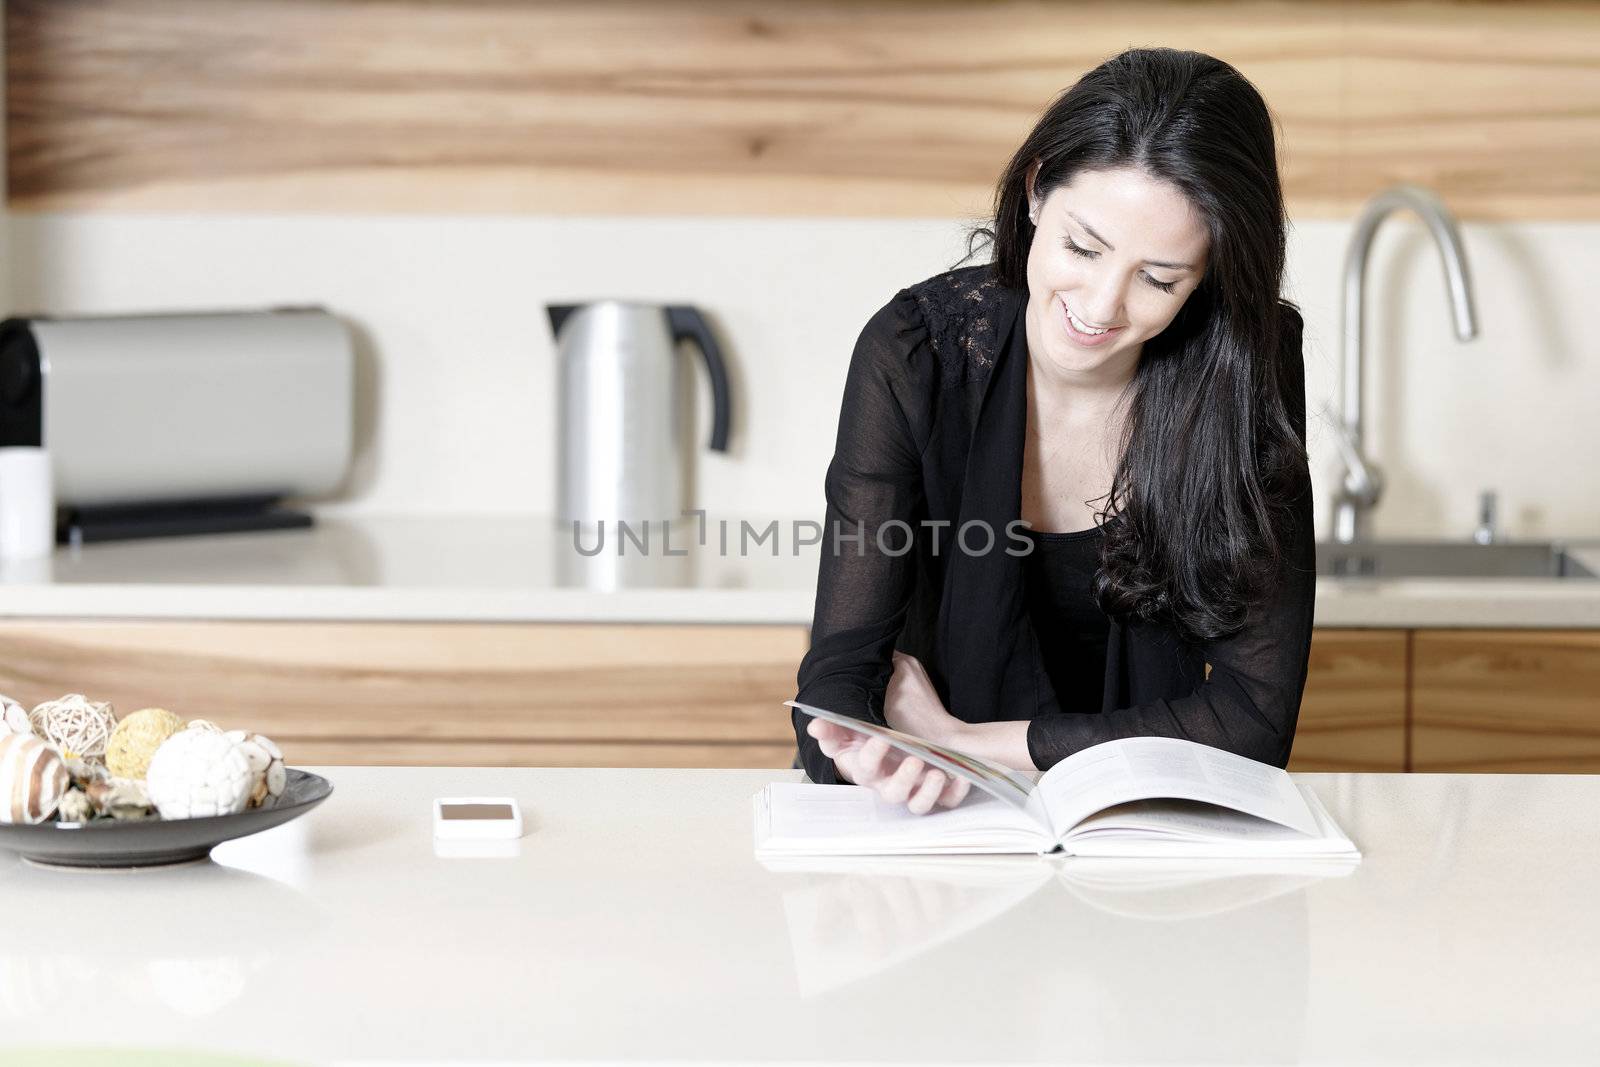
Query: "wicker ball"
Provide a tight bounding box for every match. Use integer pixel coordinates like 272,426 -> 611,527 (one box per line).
186,719 -> 225,734
225,729 -> 287,806
0,733 -> 71,824
29,693 -> 118,762
0,692 -> 30,736
146,730 -> 253,819
106,707 -> 186,780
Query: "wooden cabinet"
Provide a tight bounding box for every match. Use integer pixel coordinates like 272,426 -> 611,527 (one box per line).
1291,630 -> 1408,772
1,619 -> 1595,772
1413,630 -> 1600,772
0,620 -> 809,769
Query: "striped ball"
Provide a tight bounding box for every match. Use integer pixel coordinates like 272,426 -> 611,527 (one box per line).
0,733 -> 70,825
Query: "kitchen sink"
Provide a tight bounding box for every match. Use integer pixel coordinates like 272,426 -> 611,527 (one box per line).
1316,541 -> 1597,580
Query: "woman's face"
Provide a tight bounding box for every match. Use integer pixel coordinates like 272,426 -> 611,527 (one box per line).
1025,165 -> 1210,380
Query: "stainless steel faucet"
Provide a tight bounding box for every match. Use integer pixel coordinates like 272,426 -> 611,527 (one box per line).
1473,489 -> 1498,545
1332,184 -> 1480,544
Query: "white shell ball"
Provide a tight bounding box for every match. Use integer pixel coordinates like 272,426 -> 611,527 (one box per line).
224,729 -> 286,806
145,730 -> 253,819
1,694 -> 32,737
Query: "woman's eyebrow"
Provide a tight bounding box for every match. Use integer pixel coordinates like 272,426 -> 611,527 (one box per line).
1067,211 -> 1196,271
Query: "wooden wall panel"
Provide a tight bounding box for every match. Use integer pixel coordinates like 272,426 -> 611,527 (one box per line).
1413,630 -> 1600,773
1290,629 -> 1409,772
6,0 -> 1598,217
287,739 -> 800,770
0,620 -> 809,768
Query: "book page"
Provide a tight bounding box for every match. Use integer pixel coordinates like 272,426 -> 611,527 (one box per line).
784,700 -> 1041,816
1036,736 -> 1319,841
754,784 -> 1053,856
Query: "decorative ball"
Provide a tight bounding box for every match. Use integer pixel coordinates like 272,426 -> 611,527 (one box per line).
0,733 -> 71,824
186,719 -> 224,734
145,730 -> 253,819
29,693 -> 118,763
56,788 -> 96,823
106,707 -> 186,779
0,693 -> 30,736
225,729 -> 287,807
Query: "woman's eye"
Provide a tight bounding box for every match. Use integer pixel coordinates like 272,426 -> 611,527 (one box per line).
1065,237 -> 1178,295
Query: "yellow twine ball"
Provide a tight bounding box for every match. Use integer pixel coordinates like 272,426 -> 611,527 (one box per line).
105,707 -> 186,780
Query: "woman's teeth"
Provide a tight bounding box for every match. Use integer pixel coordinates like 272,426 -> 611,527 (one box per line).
1064,300 -> 1111,335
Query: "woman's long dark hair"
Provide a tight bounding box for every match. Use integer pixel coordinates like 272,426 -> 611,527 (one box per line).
965,47 -> 1307,642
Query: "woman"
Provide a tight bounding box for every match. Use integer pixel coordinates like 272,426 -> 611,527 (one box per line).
792,47 -> 1315,814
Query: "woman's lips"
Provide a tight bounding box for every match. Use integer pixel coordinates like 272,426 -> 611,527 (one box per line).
1059,296 -> 1124,347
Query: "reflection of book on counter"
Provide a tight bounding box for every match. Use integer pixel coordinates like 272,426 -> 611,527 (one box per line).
761,853 -> 1354,998
759,701 -> 1361,859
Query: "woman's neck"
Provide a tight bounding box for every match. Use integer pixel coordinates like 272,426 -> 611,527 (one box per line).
1028,357 -> 1135,420
1024,302 -> 1140,411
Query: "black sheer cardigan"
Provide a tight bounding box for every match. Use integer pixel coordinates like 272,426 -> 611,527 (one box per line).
790,265 -> 1316,785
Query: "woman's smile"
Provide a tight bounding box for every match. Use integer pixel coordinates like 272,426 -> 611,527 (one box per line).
1059,294 -> 1126,347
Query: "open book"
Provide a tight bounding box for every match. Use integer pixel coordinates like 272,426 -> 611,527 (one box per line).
757,701 -> 1360,859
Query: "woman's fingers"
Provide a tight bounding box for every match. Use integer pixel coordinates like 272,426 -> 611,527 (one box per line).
905,768 -> 947,815
877,756 -> 926,805
806,719 -> 845,758
806,716 -> 972,813
843,736 -> 890,783
806,719 -> 866,760
806,719 -> 842,756
937,774 -> 972,809
834,737 -> 894,790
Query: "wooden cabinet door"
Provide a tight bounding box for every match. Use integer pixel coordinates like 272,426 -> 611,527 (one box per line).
0,620 -> 809,768
1413,630 -> 1600,772
1289,629 -> 1409,771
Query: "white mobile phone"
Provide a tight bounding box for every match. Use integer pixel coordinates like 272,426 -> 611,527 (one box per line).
432,796 -> 524,840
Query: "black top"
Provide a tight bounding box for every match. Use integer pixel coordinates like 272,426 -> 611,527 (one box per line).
1020,525 -> 1111,717
790,265 -> 1316,783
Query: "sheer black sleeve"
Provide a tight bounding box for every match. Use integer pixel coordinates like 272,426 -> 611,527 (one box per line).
791,291 -> 934,785
1025,305 -> 1317,770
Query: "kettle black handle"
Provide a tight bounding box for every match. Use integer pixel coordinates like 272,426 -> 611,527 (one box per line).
665,306 -> 732,452
546,304 -> 578,339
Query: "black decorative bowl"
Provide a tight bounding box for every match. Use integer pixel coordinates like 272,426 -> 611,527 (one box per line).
0,768 -> 333,869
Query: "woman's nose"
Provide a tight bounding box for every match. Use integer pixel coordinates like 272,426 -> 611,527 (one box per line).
1078,281 -> 1126,328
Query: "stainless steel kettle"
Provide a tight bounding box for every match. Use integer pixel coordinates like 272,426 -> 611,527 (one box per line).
546,301 -> 731,526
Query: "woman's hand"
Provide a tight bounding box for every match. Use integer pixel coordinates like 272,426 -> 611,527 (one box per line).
886,652 -> 1039,773
805,720 -> 972,815
883,650 -> 967,748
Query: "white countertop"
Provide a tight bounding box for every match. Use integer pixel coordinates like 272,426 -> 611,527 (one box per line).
1,513 -> 1598,627
1,766 -> 1596,1065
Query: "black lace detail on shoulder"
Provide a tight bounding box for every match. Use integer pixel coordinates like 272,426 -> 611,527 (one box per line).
905,264 -> 1015,387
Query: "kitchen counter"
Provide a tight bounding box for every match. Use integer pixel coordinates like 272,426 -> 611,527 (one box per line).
0,766 -> 1596,1065
1,513 -> 1599,627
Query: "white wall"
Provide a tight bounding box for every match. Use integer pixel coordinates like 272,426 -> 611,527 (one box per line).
5,211 -> 1598,541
